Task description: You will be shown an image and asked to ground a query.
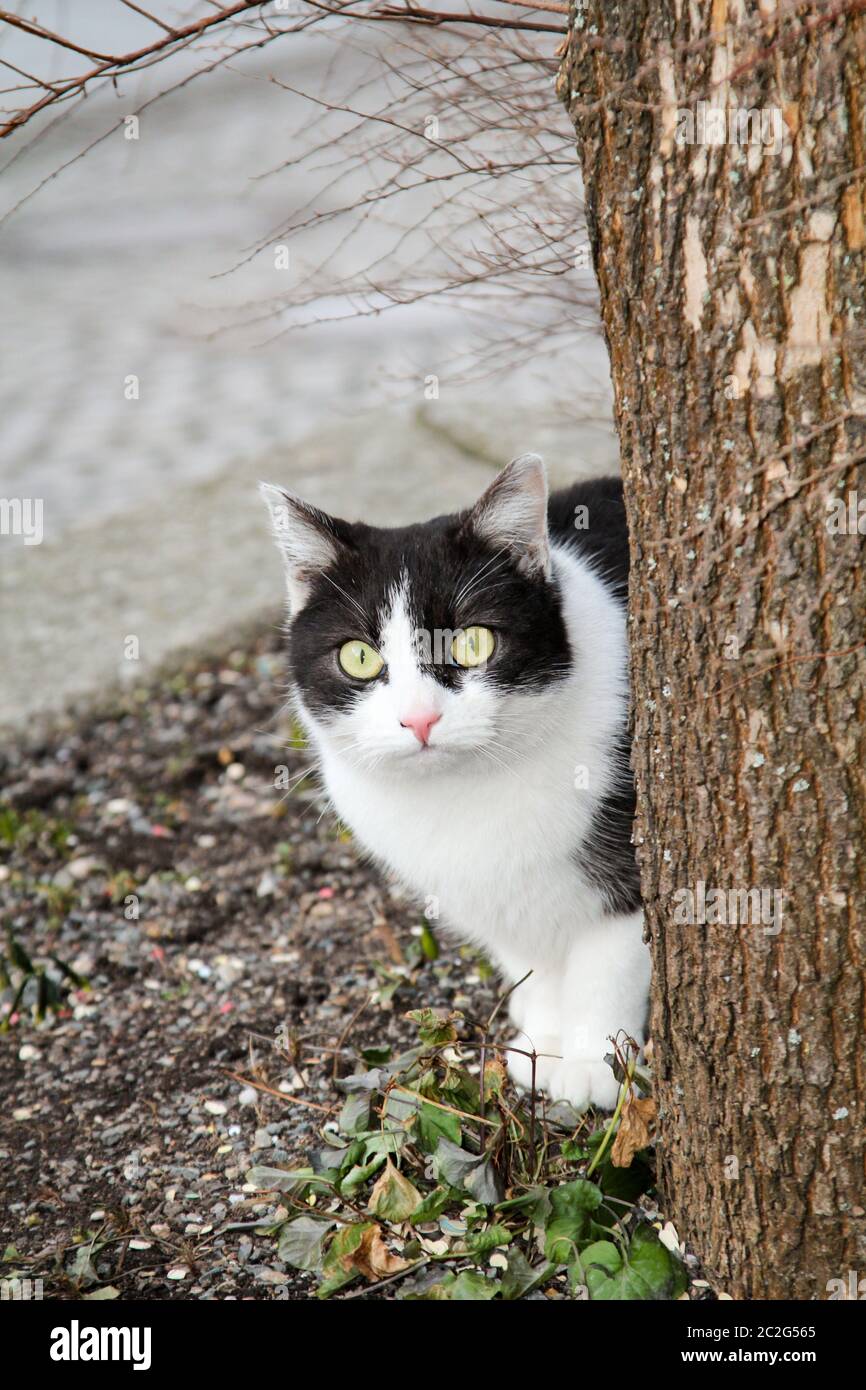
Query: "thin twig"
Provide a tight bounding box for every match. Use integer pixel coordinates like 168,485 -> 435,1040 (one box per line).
372,3 -> 565,32
222,1068 -> 335,1113
492,0 -> 567,11
332,993 -> 373,1083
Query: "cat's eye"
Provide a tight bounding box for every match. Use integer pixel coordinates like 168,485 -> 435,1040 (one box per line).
338,640 -> 384,680
452,626 -> 495,668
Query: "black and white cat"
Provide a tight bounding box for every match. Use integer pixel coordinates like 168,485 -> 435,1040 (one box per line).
262,454 -> 650,1110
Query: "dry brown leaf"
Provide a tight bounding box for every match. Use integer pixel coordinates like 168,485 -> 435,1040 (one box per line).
342,1223 -> 409,1282
611,1094 -> 657,1168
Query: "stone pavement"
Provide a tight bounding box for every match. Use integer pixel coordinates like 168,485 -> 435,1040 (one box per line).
0,13 -> 618,732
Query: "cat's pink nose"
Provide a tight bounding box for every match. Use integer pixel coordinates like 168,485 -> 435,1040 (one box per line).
400,711 -> 441,746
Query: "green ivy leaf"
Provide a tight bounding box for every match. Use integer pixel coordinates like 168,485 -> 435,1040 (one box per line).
464,1157 -> 504,1206
501,1249 -> 547,1301
278,1216 -> 336,1272
337,1139 -> 365,1172
362,1130 -> 406,1161
465,1223 -> 511,1260
544,1179 -> 604,1264
561,1139 -> 591,1162
405,1270 -> 499,1301
245,1165 -> 331,1195
410,1186 -> 452,1223
575,1238 -> 620,1298
416,1100 -> 461,1153
383,1087 -> 421,1128
368,1160 -> 423,1223
439,1064 -> 480,1113
627,1224 -> 688,1299
579,1225 -> 687,1301
434,1137 -> 482,1189
405,1007 -> 461,1046
339,1091 -> 372,1136
593,1151 -> 654,1227
338,1153 -> 386,1196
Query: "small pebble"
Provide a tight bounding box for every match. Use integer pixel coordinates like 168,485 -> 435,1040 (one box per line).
67,855 -> 105,881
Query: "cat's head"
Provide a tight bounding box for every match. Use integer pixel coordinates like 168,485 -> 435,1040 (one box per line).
261,455 -> 571,772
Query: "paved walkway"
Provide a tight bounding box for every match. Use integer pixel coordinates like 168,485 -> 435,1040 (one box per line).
0,16 -> 618,732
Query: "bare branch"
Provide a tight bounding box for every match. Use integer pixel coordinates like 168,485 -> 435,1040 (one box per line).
370,4 -> 565,32
116,1 -> 180,35
491,0 -> 568,12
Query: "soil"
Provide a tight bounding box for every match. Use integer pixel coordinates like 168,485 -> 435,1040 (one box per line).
0,621 -> 501,1300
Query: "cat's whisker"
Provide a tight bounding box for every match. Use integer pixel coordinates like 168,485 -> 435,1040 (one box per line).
454,564 -> 511,613
452,547 -> 511,608
318,571 -> 373,637
275,765 -> 318,800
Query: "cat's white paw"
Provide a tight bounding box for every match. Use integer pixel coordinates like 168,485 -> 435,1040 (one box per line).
547,1058 -> 621,1112
507,991 -> 530,1032
507,984 -> 561,1037
505,1034 -> 560,1093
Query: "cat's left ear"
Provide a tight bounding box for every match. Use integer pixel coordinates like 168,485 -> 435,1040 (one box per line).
466,453 -> 550,579
260,483 -> 349,613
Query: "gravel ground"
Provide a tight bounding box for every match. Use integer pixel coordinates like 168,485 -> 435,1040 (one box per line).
0,620 -> 502,1301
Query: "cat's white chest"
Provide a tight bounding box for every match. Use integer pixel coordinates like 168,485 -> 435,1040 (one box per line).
318,724 -> 607,959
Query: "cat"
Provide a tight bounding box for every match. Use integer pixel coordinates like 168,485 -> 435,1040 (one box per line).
261,454 -> 650,1110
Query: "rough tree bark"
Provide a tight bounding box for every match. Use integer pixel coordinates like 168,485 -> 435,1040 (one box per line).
559,0 -> 866,1298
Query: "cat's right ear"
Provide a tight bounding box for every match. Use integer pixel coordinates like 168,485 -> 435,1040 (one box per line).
465,453 -> 551,579
260,483 -> 345,613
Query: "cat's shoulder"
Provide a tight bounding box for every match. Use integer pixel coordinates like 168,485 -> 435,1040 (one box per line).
547,475 -> 629,597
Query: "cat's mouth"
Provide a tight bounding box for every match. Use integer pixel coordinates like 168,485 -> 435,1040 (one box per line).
336,734 -> 475,771
389,739 -> 458,766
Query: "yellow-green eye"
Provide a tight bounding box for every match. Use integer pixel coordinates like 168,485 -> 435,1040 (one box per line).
452,626 -> 495,668
339,640 -> 384,680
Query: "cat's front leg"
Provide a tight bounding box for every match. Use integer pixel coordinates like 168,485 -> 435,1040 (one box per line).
549,911 -> 651,1111
495,949 -> 566,1093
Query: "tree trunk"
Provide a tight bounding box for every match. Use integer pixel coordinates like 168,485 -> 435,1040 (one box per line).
559,0 -> 866,1299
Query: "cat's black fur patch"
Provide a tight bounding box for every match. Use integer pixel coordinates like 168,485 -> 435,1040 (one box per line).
548,474 -> 630,594
287,474 -> 641,917
550,478 -> 641,916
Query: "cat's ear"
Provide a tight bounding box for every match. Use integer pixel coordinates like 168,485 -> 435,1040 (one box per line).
466,453 -> 550,578
260,483 -> 347,612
